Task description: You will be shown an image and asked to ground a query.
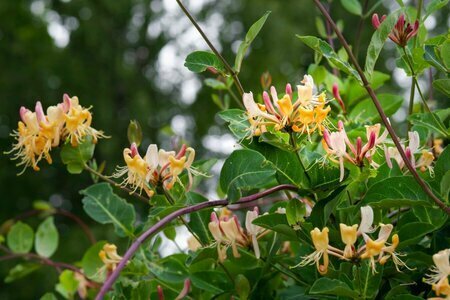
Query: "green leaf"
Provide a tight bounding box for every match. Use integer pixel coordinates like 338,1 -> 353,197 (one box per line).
35,217 -> 59,258
243,139 -> 306,187
353,261 -> 383,299
234,11 -> 271,73
80,183 -> 136,237
346,71 -> 390,107
433,79 -> 450,97
365,12 -> 399,81
82,241 -> 107,282
309,277 -> 359,298
424,0 -> 450,19
7,221 -> 34,254
186,192 -> 212,245
235,274 -> 251,300
361,176 -> 432,208
423,45 -> 448,73
148,255 -> 188,283
55,270 -> 79,299
286,199 -> 306,228
4,263 -> 41,283
340,0 -> 362,15
252,213 -> 297,239
33,200 -> 54,212
350,94 -> 403,123
40,293 -> 58,300
220,149 -> 276,202
218,109 -> 249,140
190,271 -> 228,294
297,35 -> 362,84
204,78 -> 227,90
397,222 -> 436,249
184,51 -> 226,74
409,110 -> 449,138
441,39 -> 450,69
60,136 -> 95,174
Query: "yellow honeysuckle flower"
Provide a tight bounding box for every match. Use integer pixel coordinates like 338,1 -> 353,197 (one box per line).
63,94 -> 106,146
297,227 -> 330,275
340,224 -> 358,258
99,243 -> 123,271
7,94 -> 105,173
113,143 -> 200,196
242,74 -> 331,139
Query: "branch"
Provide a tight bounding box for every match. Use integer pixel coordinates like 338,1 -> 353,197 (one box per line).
175,0 -> 245,97
313,0 -> 450,215
95,184 -> 297,299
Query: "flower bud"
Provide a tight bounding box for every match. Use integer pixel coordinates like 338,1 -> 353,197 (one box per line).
127,120 -> 143,147
260,71 -> 272,90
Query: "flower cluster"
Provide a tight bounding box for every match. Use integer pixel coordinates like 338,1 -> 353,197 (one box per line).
8,94 -> 105,173
208,207 -> 266,262
384,131 -> 435,175
372,14 -> 419,47
424,249 -> 450,299
297,206 -> 410,274
113,143 -> 198,197
243,75 -> 331,138
323,121 -> 388,181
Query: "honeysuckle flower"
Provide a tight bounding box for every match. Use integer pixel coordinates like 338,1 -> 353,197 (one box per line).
113,143 -> 200,197
340,224 -> 358,258
360,224 -> 393,273
245,207 -> 265,258
99,243 -> 123,272
332,83 -> 346,114
378,234 -> 412,272
62,94 -> 106,146
243,75 -> 331,139
208,212 -> 248,262
424,249 -> 450,298
7,94 -> 105,173
297,227 -> 331,275
384,131 -> 435,175
323,121 -> 387,181
372,13 -> 419,47
74,271 -> 89,299
187,235 -> 202,252
434,139 -> 444,157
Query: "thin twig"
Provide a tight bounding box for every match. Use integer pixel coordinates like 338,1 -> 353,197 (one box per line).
313,0 -> 450,215
175,0 -> 245,97
84,164 -> 149,204
95,184 -> 298,299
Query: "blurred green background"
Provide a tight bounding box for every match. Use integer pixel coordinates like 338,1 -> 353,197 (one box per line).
0,0 -> 448,298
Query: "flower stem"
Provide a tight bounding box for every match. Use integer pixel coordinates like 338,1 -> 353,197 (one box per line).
313,0 -> 450,215
95,184 -> 297,299
289,132 -> 311,185
175,0 -> 245,97
84,164 -> 149,204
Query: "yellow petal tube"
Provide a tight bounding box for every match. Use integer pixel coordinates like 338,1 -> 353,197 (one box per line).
277,95 -> 293,118
340,224 -> 358,258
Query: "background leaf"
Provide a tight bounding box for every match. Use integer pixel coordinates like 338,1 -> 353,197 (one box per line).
35,217 -> 59,258
340,0 -> 362,15
7,221 -> 34,254
349,93 -> 403,123
4,263 -> 41,283
80,183 -> 136,237
309,277 -> 359,297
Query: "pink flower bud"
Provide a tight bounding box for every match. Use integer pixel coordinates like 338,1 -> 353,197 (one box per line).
19,106 -> 29,122
62,93 -> 71,112
405,147 -> 413,166
372,14 -> 381,29
210,212 -> 219,223
157,285 -> 165,300
338,120 -> 345,131
356,137 -> 362,157
286,83 -> 293,99
332,83 -> 346,113
263,91 -> 276,114
368,131 -> 376,149
176,144 -> 187,159
175,279 -> 191,300
35,101 -> 46,123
